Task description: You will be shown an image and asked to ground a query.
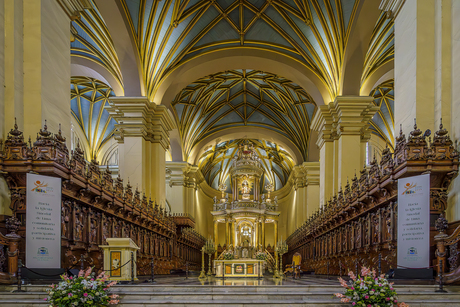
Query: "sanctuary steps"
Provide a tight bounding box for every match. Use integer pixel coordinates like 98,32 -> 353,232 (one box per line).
1,284 -> 460,306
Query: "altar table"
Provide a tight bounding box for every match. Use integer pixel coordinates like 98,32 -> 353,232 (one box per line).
214,259 -> 264,277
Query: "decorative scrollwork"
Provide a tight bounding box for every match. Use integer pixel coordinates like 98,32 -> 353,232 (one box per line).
448,243 -> 460,272
435,213 -> 448,234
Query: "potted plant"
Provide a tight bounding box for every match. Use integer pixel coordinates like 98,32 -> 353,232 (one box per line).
44,267 -> 119,307
334,266 -> 408,307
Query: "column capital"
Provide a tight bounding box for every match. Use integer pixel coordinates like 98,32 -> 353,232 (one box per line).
331,96 -> 378,137
165,161 -> 200,188
292,162 -> 320,189
312,96 -> 378,146
311,105 -> 335,148
379,0 -> 406,19
105,97 -> 175,150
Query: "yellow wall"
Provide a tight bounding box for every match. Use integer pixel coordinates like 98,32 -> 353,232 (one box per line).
196,186 -> 213,238
446,0 -> 460,222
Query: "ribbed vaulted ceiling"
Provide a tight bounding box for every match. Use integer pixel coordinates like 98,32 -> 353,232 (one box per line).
370,79 -> 394,148
71,77 -> 117,160
71,2 -> 122,86
68,1 -> 396,169
172,69 -> 317,161
362,12 -> 394,84
120,0 -> 360,101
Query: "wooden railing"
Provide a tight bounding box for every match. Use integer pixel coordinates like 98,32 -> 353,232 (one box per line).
0,217 -> 21,283
264,249 -> 275,273
286,122 -> 458,277
0,121 -> 205,280
435,215 -> 460,284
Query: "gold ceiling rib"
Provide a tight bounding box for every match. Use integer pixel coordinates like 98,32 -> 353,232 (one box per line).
362,12 -> 394,85
172,69 -> 316,162
71,76 -> 117,160
369,79 -> 395,148
71,3 -> 123,87
120,0 -> 364,102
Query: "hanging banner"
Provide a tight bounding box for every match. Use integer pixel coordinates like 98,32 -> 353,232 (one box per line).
397,174 -> 430,269
26,173 -> 61,268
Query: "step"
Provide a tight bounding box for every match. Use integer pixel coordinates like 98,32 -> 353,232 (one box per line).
2,284 -> 460,306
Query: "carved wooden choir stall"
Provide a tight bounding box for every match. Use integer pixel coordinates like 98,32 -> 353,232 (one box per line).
286,121 -> 459,281
0,121 -> 205,282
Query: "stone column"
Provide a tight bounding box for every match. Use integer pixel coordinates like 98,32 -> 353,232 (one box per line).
254,220 -> 259,250
312,96 -> 378,205
293,162 -> 320,222
380,0 -> 460,221
274,220 -> 278,248
261,217 -> 265,249
106,98 -> 175,207
381,0 -> 451,134
1,0 -> 79,140
232,219 -> 236,247
165,162 -> 197,215
311,109 -> 335,207
225,218 -> 229,247
214,219 -> 218,257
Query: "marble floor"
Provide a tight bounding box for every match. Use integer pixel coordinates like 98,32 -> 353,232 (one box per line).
137,274 -> 437,286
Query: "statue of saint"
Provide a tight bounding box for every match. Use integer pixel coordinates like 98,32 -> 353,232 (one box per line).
241,180 -> 250,194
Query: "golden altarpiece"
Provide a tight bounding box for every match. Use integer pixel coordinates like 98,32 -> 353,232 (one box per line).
211,141 -> 280,277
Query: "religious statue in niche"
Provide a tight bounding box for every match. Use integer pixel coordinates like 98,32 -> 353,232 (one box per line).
238,175 -> 253,200
89,218 -> 97,243
102,216 -> 109,243
61,203 -> 70,238
74,209 -> 84,242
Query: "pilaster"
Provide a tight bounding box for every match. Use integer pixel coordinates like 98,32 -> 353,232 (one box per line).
293,162 -> 320,223
312,96 -> 378,206
165,162 -> 199,216
311,108 -> 335,207
106,97 -> 175,207
2,0 -> 73,142
383,0 -> 452,134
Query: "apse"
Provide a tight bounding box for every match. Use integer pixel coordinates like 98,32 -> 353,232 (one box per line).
198,139 -> 295,193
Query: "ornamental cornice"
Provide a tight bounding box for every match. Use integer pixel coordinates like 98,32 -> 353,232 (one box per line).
165,162 -> 201,188
331,96 -> 378,135
379,0 -> 406,19
105,97 -> 175,150
292,162 -> 320,189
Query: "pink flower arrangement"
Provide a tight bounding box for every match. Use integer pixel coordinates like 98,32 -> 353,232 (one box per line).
334,266 -> 408,306
46,267 -> 119,306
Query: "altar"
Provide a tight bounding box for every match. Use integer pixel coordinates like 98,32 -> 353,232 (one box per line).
214,259 -> 264,277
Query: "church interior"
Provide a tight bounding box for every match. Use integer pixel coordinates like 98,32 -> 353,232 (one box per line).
0,0 -> 460,305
